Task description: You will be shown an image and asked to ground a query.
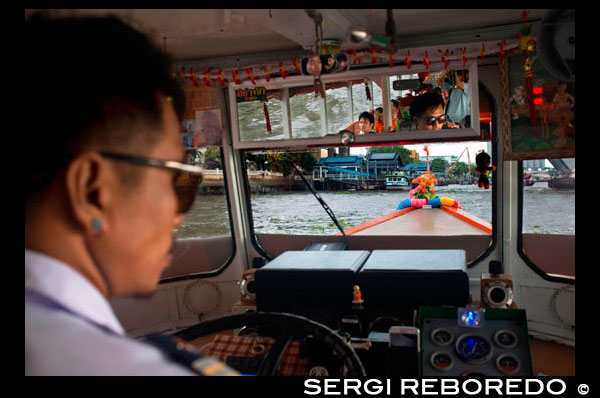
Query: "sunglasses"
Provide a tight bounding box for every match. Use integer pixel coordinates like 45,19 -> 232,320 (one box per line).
100,152 -> 203,214
418,114 -> 448,126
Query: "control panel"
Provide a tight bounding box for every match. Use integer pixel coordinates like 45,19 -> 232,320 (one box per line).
420,307 -> 532,376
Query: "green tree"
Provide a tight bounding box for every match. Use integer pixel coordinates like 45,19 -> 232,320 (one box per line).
451,162 -> 468,176
430,158 -> 448,173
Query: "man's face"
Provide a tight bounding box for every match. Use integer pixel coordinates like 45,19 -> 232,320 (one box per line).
415,104 -> 445,130
100,101 -> 185,297
306,56 -> 322,76
359,117 -> 373,133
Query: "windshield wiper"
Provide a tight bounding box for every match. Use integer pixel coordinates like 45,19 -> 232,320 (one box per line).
292,163 -> 346,236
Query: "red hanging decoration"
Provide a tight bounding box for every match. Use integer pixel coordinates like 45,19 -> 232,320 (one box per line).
203,68 -> 211,87
278,61 -> 287,79
387,53 -> 394,68
263,65 -> 271,82
217,69 -> 226,88
231,70 -> 242,85
369,47 -> 378,64
499,40 -> 507,62
350,49 -> 361,64
246,68 -> 256,85
404,49 -> 412,69
439,49 -> 449,70
263,102 -> 272,134
479,43 -> 486,65
292,58 -> 301,75
423,51 -> 431,71
459,47 -> 467,68
190,67 -> 199,87
516,9 -> 538,132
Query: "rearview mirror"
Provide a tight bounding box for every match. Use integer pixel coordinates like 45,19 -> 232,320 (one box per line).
392,78 -> 421,91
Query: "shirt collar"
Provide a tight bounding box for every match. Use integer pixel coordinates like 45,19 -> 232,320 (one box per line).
25,249 -> 125,336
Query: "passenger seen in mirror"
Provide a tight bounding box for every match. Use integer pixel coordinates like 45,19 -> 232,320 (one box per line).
358,111 -> 375,135
409,92 -> 459,130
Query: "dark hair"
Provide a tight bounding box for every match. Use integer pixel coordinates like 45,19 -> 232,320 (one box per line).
391,99 -> 399,108
25,14 -> 185,200
409,92 -> 445,120
359,111 -> 374,124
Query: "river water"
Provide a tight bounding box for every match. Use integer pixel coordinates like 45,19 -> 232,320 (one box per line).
174,182 -> 574,239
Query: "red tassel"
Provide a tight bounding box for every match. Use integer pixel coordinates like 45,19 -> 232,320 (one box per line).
439,49 -> 449,70
404,49 -> 412,69
246,68 -> 256,85
217,69 -> 226,88
479,43 -> 486,65
369,48 -> 377,64
423,51 -> 431,71
278,61 -> 287,79
190,66 -> 198,87
459,47 -> 467,68
525,64 -> 537,129
499,40 -> 507,62
203,68 -> 211,87
231,70 -> 242,85
263,102 -> 272,134
264,65 -> 270,82
292,58 -> 301,75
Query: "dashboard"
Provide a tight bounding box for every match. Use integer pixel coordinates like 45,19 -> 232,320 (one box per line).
227,249 -> 533,376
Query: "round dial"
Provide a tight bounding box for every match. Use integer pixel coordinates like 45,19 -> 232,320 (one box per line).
430,351 -> 454,372
455,334 -> 493,364
496,354 -> 521,374
494,330 -> 519,349
430,328 -> 454,347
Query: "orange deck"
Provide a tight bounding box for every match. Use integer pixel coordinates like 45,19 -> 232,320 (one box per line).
338,206 -> 492,236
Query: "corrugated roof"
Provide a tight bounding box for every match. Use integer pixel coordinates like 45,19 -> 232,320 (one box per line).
367,153 -> 399,161
318,156 -> 363,166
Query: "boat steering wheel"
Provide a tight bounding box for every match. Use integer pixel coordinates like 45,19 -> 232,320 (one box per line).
174,312 -> 366,376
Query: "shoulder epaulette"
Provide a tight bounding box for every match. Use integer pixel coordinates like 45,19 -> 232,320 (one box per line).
144,333 -> 240,376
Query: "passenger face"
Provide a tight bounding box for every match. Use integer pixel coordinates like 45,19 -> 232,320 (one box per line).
359,117 -> 373,133
100,101 -> 185,297
415,104 -> 446,130
306,56 -> 322,76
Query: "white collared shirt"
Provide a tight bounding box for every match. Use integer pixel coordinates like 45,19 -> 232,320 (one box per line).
25,249 -> 196,376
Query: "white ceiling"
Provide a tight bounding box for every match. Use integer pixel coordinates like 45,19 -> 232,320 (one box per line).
25,9 -> 551,62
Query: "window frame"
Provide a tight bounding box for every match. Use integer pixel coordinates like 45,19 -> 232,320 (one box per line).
159,147 -> 238,283
517,161 -> 575,285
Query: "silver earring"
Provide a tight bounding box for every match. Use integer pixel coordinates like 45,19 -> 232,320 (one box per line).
91,218 -> 102,232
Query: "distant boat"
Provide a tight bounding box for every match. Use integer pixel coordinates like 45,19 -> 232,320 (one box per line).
548,177 -> 575,189
385,174 -> 410,190
523,171 -> 535,186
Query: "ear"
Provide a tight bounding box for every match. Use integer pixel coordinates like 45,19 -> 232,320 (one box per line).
64,152 -> 113,235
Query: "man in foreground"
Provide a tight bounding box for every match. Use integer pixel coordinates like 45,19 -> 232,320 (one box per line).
24,13 -> 235,376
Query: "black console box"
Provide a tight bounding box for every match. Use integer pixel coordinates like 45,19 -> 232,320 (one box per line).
356,250 -> 469,310
255,250 -> 370,326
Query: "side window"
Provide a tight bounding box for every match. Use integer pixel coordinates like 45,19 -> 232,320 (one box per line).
164,86 -> 235,279
173,146 -> 233,240
520,158 -> 575,280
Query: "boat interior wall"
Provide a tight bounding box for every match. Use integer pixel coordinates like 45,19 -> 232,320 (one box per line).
521,234 -> 575,279
160,236 -> 235,280
256,234 -> 492,266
